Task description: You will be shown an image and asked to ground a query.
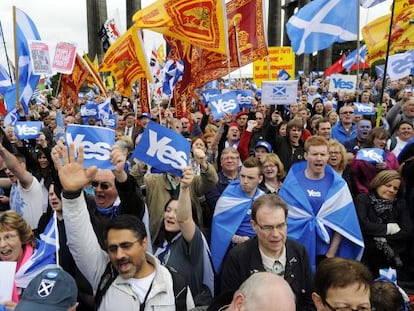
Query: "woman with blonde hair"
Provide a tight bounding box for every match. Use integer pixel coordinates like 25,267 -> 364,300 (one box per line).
259,153 -> 285,193
328,139 -> 354,194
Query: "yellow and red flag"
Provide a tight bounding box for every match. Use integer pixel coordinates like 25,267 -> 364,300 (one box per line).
99,25 -> 151,97
362,4 -> 414,64
61,54 -> 90,108
83,53 -> 108,97
133,0 -> 228,55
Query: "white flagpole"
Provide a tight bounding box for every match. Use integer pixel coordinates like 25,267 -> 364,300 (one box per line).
53,211 -> 60,267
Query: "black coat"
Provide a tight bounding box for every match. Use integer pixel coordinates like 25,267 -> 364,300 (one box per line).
220,237 -> 315,311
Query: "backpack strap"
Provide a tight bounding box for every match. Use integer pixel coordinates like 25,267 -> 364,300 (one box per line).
166,265 -> 188,310
95,262 -> 118,310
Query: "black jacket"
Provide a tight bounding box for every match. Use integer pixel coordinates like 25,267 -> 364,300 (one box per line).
220,237 -> 315,311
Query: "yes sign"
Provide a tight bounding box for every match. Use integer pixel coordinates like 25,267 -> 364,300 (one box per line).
132,121 -> 190,177
14,122 -> 42,139
209,92 -> 240,120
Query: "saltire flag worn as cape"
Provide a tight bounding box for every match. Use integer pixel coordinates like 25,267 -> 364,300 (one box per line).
278,161 -> 364,271
286,0 -> 357,55
210,181 -> 264,273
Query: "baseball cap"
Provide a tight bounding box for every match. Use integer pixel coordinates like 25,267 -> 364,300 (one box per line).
255,140 -> 272,153
15,268 -> 78,311
138,112 -> 152,119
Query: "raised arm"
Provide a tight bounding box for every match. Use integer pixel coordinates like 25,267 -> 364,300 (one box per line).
177,166 -> 196,242
0,142 -> 32,189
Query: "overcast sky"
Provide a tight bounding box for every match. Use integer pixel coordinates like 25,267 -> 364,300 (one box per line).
0,0 -> 392,74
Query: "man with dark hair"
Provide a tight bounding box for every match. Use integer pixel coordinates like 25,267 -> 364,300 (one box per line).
315,118 -> 332,141
52,143 -> 195,310
221,194 -> 315,310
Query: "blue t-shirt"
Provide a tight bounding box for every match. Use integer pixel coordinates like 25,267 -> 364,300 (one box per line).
298,171 -> 333,214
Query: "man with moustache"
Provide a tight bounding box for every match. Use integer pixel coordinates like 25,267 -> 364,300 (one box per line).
52,143 -> 194,311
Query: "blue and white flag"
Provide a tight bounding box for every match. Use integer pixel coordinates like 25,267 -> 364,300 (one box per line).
14,121 -> 42,139
97,97 -> 112,120
261,80 -> 298,105
343,45 -> 367,72
279,161 -> 364,271
286,0 -> 357,55
54,111 -> 65,142
132,121 -> 190,177
211,181 -> 264,273
356,148 -> 386,164
65,124 -> 115,169
15,214 -> 58,289
375,65 -> 385,78
278,69 -> 291,81
0,63 -> 12,95
209,92 -> 240,120
353,102 -> 375,115
4,8 -> 41,115
4,108 -> 20,127
387,50 -> 414,81
204,80 -> 218,89
162,59 -> 184,96
200,89 -> 220,105
360,0 -> 387,8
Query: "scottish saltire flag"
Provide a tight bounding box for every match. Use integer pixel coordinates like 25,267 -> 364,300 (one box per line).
279,161 -> 364,271
286,0 -> 357,55
3,108 -> 20,127
4,8 -> 41,115
209,92 -> 240,120
0,63 -> 12,94
132,121 -> 190,177
65,124 -> 115,169
211,181 -> 264,273
15,214 -> 58,288
375,65 -> 385,78
102,113 -> 118,129
97,97 -> 111,120
262,80 -> 298,105
356,148 -> 386,164
162,59 -> 184,96
353,102 -> 375,115
14,121 -> 42,139
54,111 -> 65,141
343,45 -> 367,71
201,89 -> 220,105
360,0 -> 387,8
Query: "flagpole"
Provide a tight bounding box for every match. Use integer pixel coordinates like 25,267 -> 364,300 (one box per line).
0,21 -> 13,84
13,6 -> 19,106
356,0 -> 361,79
378,0 -> 396,117
53,211 -> 60,267
233,22 -> 243,81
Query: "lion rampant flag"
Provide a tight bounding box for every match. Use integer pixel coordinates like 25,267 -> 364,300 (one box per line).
133,0 -> 228,55
99,25 -> 151,97
362,4 -> 414,64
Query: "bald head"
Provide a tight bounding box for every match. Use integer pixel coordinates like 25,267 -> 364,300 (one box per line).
227,272 -> 296,311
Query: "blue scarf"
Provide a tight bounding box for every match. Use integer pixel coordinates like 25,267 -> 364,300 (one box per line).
96,197 -> 121,219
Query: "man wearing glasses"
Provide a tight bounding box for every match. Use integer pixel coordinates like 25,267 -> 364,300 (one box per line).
220,194 -> 315,311
332,106 -> 357,144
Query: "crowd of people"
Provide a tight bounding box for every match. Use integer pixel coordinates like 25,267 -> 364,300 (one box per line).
1,72 -> 414,310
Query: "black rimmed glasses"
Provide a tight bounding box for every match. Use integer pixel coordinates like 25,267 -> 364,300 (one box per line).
91,181 -> 110,190
107,240 -> 140,254
323,298 -> 371,311
255,222 -> 287,234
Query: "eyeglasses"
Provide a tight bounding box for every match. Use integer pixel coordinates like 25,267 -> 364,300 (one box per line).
91,181 -> 111,190
329,151 -> 341,155
107,240 -> 140,254
323,299 -> 371,311
263,164 -> 276,170
340,111 -> 354,115
0,233 -> 19,243
255,222 -> 287,233
221,156 -> 239,161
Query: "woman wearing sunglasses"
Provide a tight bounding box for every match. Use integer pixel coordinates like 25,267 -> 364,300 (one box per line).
153,166 -> 214,307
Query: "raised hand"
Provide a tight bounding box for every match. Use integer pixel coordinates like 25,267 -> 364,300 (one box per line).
180,166 -> 194,189
51,141 -> 97,192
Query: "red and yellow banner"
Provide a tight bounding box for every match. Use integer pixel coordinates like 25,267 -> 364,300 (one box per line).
99,25 -> 151,97
61,54 -> 90,108
133,0 -> 228,55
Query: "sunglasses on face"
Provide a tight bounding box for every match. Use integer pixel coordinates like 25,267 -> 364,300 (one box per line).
91,181 -> 111,190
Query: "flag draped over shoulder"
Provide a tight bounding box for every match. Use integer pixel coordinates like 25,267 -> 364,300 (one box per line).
278,161 -> 364,271
286,0 -> 357,55
362,5 -> 414,64
210,181 -> 264,273
61,54 -> 91,108
4,8 -> 41,115
99,25 -> 151,98
133,0 -> 228,55
15,215 -> 58,288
